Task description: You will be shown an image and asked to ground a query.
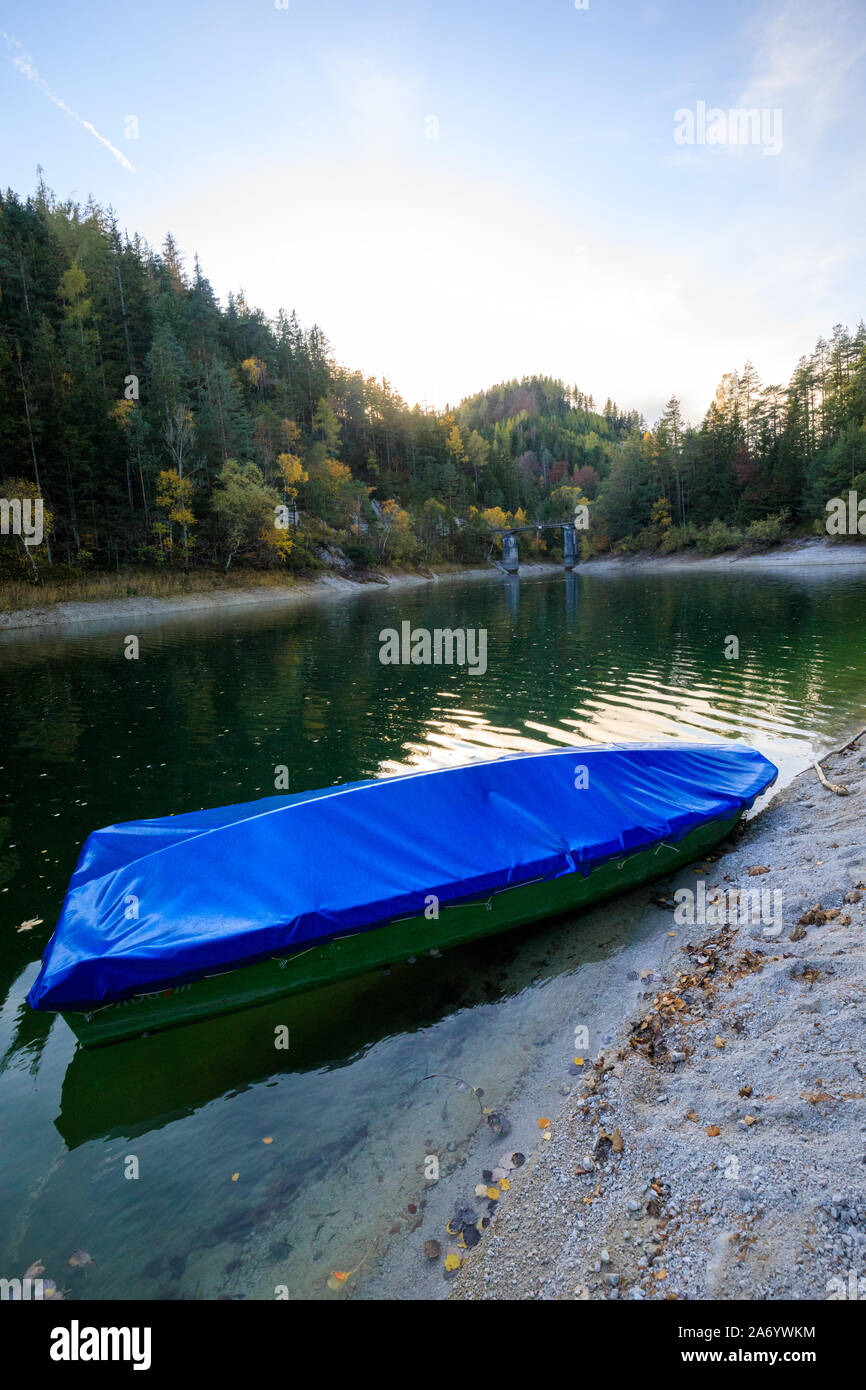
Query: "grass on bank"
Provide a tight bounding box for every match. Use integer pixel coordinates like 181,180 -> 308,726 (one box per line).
2,523 -> 858,615
0,560 -> 481,614
0,567 -> 310,614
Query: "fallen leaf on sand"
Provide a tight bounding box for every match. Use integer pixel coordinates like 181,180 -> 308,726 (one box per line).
743,1114 -> 757,1126
686,1110 -> 699,1122
748,866 -> 770,876
325,1235 -> 377,1291
706,1125 -> 721,1137
714,1036 -> 726,1049
739,1086 -> 753,1098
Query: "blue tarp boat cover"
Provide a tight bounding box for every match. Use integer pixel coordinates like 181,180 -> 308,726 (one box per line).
28,743 -> 777,1013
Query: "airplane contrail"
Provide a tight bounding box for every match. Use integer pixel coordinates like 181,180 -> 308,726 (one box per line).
2,30 -> 135,173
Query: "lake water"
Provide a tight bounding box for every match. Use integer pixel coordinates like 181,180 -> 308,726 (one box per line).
2,566 -> 865,1300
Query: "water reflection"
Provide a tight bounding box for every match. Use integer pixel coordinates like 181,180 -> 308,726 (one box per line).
1,567 -> 866,1299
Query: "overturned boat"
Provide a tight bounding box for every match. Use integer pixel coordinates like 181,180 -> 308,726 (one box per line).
28,743 -> 777,1046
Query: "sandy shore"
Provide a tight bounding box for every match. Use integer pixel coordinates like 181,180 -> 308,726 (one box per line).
0,564 -> 561,633
3,539 -> 866,633
445,734 -> 866,1301
579,536 -> 866,575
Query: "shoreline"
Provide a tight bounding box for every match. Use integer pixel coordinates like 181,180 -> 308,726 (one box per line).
0,563 -> 559,634
2,538 -> 866,634
578,536 -> 866,575
443,733 -> 866,1301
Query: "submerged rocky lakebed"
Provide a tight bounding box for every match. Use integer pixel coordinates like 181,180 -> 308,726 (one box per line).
1,565 -> 865,1300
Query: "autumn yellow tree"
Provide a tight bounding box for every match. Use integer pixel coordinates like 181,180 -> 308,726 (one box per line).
0,475 -> 53,581
465,429 -> 490,491
377,498 -> 418,562
275,452 -> 308,511
210,459 -> 291,569
240,357 -> 269,395
59,264 -> 91,345
479,505 -> 510,530
155,469 -> 195,562
304,443 -> 367,531
445,422 -> 467,469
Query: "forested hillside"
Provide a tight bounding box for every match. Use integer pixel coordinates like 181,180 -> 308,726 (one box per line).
2,182 -> 865,583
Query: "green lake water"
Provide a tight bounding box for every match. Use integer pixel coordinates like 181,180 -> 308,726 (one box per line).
1,566 -> 865,1299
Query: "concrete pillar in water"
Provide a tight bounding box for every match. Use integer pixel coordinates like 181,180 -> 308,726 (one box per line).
502,532 -> 519,573
563,524 -> 577,570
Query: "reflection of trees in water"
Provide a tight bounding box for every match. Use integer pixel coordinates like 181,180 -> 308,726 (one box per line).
498,575 -> 862,726
2,573 -> 865,1064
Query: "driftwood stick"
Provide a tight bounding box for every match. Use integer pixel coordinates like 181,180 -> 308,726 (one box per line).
813,761 -> 850,795
813,724 -> 866,796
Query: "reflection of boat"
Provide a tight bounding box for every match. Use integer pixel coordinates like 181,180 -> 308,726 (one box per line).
29,745 -> 777,1047
54,963 -> 424,1148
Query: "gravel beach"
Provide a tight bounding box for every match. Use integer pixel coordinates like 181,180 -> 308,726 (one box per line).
3,540 -> 865,633
449,734 -> 866,1301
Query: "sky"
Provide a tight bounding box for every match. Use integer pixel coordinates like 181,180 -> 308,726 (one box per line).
1,0 -> 864,424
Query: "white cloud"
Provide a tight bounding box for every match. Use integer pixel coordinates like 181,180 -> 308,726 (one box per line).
738,0 -> 866,151
131,21 -> 864,428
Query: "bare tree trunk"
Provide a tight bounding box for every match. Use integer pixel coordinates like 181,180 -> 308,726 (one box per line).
116,261 -> 135,372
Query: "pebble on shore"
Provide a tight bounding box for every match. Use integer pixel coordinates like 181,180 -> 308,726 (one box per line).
451,736 -> 866,1302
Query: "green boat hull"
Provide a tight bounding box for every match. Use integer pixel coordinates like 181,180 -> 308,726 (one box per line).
62,811 -> 739,1046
